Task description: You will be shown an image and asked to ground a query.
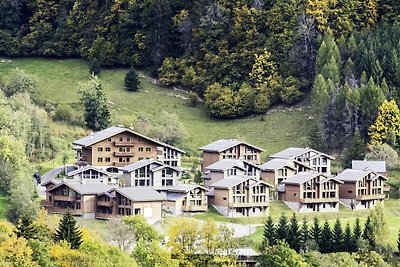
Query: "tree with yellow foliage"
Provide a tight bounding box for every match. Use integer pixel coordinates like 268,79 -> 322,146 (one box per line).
368,99 -> 400,146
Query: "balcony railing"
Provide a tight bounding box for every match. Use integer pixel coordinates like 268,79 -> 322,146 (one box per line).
47,207 -> 83,215
53,195 -> 76,202
97,201 -> 113,207
114,141 -> 135,147
114,151 -> 134,157
228,201 -> 269,208
356,194 -> 386,201
300,197 -> 339,204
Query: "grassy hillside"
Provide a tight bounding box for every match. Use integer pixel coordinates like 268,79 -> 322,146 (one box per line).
0,57 -> 310,157
0,194 -> 6,219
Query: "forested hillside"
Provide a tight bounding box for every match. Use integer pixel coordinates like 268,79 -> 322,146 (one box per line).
1,0 -> 400,120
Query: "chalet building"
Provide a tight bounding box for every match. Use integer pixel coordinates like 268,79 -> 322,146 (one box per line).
120,159 -> 180,188
269,147 -> 334,175
208,176 -> 271,217
203,159 -> 261,187
43,179 -> 114,218
73,126 -> 185,169
96,187 -> 164,220
67,165 -> 120,185
336,169 -> 387,210
279,172 -> 343,213
159,184 -> 208,214
199,139 -> 264,170
260,158 -> 312,186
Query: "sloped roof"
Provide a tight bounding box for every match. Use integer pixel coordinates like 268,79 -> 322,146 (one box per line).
352,160 -> 386,173
48,180 -> 114,195
270,147 -> 334,160
164,183 -> 208,193
73,126 -> 185,153
260,158 -> 296,171
120,159 -> 162,172
113,187 -> 165,202
205,159 -> 256,172
67,166 -> 110,177
281,172 -> 324,185
335,169 -> 387,182
210,176 -> 256,189
166,193 -> 186,201
199,139 -> 264,152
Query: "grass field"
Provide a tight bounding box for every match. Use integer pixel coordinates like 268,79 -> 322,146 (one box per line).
0,57 -> 310,157
0,194 -> 7,219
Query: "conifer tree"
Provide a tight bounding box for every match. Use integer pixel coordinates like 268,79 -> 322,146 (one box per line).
261,216 -> 276,250
54,212 -> 83,249
319,221 -> 332,253
343,222 -> 354,252
15,216 -> 38,240
342,128 -> 367,168
276,214 -> 289,242
332,219 -> 344,252
363,215 -> 376,249
300,218 -> 309,251
310,217 -> 322,247
89,58 -> 101,76
353,218 -> 363,251
308,120 -> 327,153
288,213 -> 301,252
125,68 -> 140,92
311,74 -> 329,116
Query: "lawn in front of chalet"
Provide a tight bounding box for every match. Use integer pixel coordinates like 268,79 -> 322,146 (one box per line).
0,57 -> 310,158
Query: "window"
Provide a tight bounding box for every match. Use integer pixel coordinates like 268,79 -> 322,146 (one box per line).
223,197 -> 227,200
76,194 -> 81,200
146,147 -> 151,152
138,147 -> 144,152
107,138 -> 111,142
134,208 -> 141,215
119,137 -> 123,141
119,158 -> 123,162
126,158 -> 130,162
97,157 -> 103,162
105,147 -> 111,152
105,157 -> 111,162
127,137 -> 131,142
126,209 -> 132,216
126,147 -> 131,152
98,147 -> 103,152
76,203 -> 81,209
138,157 -> 143,160
119,147 -> 124,152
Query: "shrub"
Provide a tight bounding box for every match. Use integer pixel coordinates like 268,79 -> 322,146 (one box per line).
53,105 -> 73,122
187,91 -> 199,107
89,59 -> 101,76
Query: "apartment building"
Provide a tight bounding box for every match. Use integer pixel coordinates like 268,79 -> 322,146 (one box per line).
160,184 -> 208,214
209,176 -> 271,217
203,159 -> 261,187
260,158 -> 312,186
279,172 -> 343,212
336,169 -> 387,210
73,126 -> 185,169
67,165 -> 120,185
199,139 -> 264,170
269,147 -> 334,175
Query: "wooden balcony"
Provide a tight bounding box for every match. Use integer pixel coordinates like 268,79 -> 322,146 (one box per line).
356,194 -> 386,201
228,201 -> 269,208
47,207 -> 83,215
114,141 -> 135,147
183,205 -> 208,212
300,197 -> 339,204
97,201 -> 113,207
53,195 -> 76,202
114,151 -> 134,157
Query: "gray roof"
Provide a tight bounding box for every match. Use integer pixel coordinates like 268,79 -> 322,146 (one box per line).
270,147 -> 334,160
260,158 -> 296,171
205,159 -> 248,171
210,176 -> 256,189
352,160 -> 386,173
67,166 -> 110,177
164,183 -> 208,193
73,126 -> 185,153
120,159 -> 162,172
48,180 -> 114,195
335,169 -> 387,182
199,139 -> 264,152
281,172 -> 322,185
114,187 -> 165,202
166,193 -> 186,201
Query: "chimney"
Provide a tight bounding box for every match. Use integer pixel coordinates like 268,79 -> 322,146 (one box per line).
90,132 -> 94,140
117,124 -> 124,128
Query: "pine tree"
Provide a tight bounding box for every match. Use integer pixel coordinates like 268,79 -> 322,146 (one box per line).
353,218 -> 362,251
276,214 -> 289,242
343,222 -> 354,252
308,120 -> 327,153
332,219 -> 344,252
15,216 -> 38,240
342,128 -> 367,168
311,74 -> 329,116
310,217 -> 322,247
300,218 -> 309,252
261,216 -> 276,250
89,58 -> 101,76
125,68 -> 140,92
363,215 -> 376,249
319,221 -> 332,253
54,212 -> 83,249
288,213 -> 301,252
